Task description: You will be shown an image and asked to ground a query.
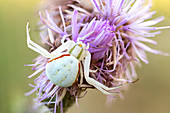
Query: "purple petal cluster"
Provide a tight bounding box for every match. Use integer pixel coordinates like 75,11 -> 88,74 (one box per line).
90,0 -> 169,63
83,0 -> 170,86
26,0 -> 170,113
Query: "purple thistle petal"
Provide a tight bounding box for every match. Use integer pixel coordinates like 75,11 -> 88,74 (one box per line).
156,26 -> 170,30
127,29 -> 161,37
132,43 -> 149,64
60,100 -> 63,113
54,96 -> 57,113
40,33 -> 54,47
121,32 -> 157,44
59,6 -> 66,33
113,0 -> 124,17
130,26 -> 157,30
135,41 -> 169,56
91,0 -> 103,15
25,87 -> 38,96
134,16 -> 164,27
127,0 -> 143,16
39,11 -> 65,36
28,67 -> 45,78
72,10 -> 78,41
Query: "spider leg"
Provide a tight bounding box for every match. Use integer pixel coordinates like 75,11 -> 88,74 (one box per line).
84,51 -> 124,92
113,78 -> 128,83
26,22 -> 51,58
79,62 -> 96,88
93,84 -> 119,95
61,34 -> 71,44
79,62 -> 84,87
89,69 -> 97,73
48,28 -> 54,44
78,84 -> 93,88
50,40 -> 75,56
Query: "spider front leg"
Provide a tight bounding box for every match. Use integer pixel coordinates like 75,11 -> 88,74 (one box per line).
80,63 -> 119,95
26,22 -> 51,58
50,40 -> 75,56
83,51 -> 123,95
27,22 -> 75,58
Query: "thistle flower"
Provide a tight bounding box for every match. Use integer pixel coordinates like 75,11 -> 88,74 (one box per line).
26,0 -> 170,113
26,7 -> 129,112
41,0 -> 170,82
39,0 -> 93,29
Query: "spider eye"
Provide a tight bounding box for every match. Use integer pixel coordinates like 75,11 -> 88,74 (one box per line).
78,44 -> 82,47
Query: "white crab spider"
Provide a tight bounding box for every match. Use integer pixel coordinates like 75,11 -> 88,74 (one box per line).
26,22 -> 126,95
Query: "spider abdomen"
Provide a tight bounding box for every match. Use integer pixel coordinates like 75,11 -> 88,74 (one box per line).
46,53 -> 80,87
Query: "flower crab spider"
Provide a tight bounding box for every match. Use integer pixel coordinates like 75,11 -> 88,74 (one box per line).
26,22 -> 127,95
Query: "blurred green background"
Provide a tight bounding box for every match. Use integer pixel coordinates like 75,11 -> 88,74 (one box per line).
0,0 -> 170,113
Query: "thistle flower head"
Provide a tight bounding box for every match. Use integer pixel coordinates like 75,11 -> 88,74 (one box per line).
26,0 -> 170,113
26,8 -> 124,113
